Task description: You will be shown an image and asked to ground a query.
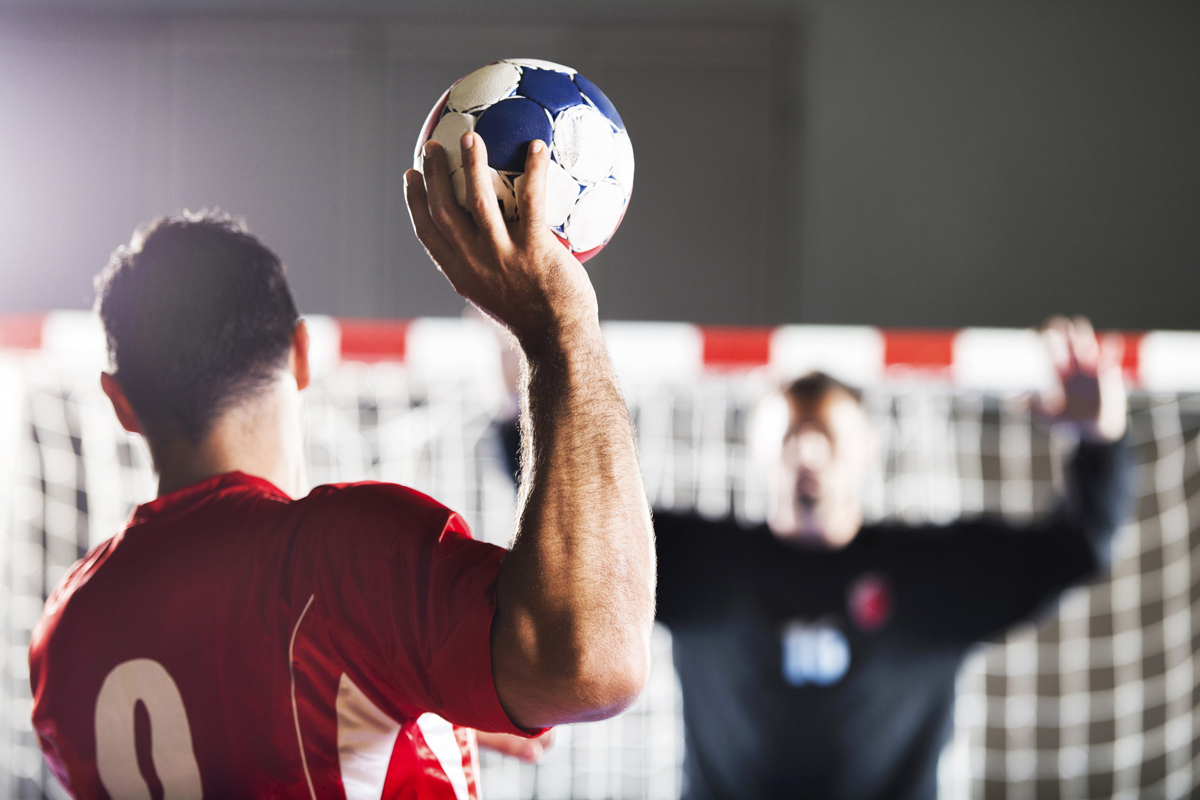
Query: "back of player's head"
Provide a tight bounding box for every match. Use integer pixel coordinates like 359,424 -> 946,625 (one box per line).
95,210 -> 299,444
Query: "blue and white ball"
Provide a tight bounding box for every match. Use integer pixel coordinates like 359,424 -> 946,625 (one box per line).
415,59 -> 634,263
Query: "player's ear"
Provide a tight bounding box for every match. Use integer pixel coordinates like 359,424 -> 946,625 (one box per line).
290,319 -> 311,391
100,372 -> 141,434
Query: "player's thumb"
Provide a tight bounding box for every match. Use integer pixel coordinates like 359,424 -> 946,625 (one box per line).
516,140 -> 549,237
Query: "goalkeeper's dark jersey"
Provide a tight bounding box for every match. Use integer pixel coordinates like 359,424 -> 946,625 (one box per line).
654,439 -> 1132,800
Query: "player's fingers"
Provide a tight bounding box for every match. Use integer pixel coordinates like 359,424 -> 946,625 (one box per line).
516,140 -> 549,238
422,140 -> 475,247
460,132 -> 511,247
405,169 -> 459,269
406,169 -> 479,296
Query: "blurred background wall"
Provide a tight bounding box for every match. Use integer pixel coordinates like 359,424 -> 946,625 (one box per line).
0,0 -> 1197,330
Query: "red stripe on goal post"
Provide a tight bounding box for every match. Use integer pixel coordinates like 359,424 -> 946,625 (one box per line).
883,329 -> 956,371
1119,331 -> 1143,383
701,326 -> 773,368
0,314 -> 44,350
337,319 -> 408,362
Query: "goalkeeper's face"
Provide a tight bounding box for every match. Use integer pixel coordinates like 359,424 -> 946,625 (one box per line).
755,389 -> 876,548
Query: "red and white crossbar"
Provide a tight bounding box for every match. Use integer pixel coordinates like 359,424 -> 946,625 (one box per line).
2,312 -> 1198,392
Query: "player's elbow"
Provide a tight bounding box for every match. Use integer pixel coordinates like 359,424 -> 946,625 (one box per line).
542,597 -> 655,720
494,619 -> 651,727
561,638 -> 650,721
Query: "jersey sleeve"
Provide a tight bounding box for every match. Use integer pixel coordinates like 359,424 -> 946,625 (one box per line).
301,483 -> 531,736
905,436 -> 1135,645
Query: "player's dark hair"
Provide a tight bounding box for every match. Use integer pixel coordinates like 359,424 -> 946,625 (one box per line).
95,210 -> 299,444
782,371 -> 863,407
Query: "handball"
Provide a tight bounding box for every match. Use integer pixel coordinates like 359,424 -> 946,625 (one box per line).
414,59 -> 634,263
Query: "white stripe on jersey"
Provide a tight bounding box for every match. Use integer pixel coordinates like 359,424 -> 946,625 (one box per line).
417,713 -> 470,800
336,674 -> 403,800
289,595 -> 318,800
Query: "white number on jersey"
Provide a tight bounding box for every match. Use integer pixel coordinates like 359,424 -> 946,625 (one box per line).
94,659 -> 203,800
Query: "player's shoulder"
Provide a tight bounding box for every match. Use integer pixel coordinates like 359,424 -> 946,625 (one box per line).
31,535 -> 120,653
297,481 -> 471,544
304,480 -> 448,513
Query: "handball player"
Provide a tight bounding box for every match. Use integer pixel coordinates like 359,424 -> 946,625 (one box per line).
651,317 -> 1133,799
29,132 -> 654,798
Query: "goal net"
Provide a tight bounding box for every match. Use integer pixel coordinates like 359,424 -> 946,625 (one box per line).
1,314 -> 1197,800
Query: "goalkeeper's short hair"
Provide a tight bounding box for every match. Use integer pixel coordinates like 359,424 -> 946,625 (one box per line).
783,371 -> 863,409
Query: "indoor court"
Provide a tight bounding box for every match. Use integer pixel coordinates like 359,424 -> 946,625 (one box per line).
0,3 -> 1197,799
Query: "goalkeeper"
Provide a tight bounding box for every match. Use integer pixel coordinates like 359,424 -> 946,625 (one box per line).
484,315 -> 1132,799
652,317 -> 1133,800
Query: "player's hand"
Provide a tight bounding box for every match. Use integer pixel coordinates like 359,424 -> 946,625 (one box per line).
475,729 -> 556,763
1036,315 -> 1127,442
405,134 -> 599,352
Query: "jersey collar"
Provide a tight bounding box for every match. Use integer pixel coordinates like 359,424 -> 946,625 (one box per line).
130,471 -> 290,526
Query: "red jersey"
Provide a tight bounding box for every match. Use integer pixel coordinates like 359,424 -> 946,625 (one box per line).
29,472 -> 529,799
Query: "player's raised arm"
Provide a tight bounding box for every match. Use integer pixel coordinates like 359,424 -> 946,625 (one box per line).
405,133 -> 654,729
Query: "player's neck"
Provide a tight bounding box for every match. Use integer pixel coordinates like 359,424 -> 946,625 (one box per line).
151,380 -> 306,499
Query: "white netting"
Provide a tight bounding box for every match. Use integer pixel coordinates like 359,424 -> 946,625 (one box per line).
0,354 -> 1196,799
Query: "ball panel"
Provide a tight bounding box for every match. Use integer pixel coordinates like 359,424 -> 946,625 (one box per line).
430,113 -> 476,173
554,233 -> 608,264
518,68 -> 584,114
563,180 -> 626,252
552,105 -> 617,185
475,98 -> 554,173
515,158 -> 579,228
493,171 -> 518,221
573,73 -> 624,131
570,241 -> 606,264
450,166 -> 519,222
502,58 -> 575,74
414,87 -> 451,170
447,63 -> 522,113
611,130 -> 635,198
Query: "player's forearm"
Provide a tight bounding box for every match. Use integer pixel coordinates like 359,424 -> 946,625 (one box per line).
492,323 -> 655,729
